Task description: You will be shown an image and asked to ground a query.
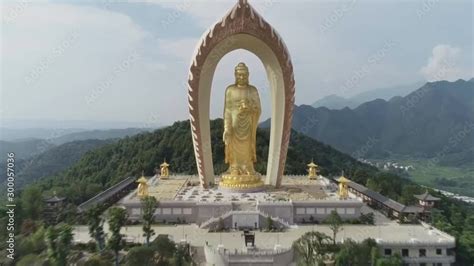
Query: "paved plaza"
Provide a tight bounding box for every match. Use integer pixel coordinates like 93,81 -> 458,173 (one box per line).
120,175 -> 338,205
73,222 -> 454,250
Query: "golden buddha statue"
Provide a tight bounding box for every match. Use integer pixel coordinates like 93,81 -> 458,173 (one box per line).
219,62 -> 264,191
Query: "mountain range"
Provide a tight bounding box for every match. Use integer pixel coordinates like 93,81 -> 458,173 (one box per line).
311,81 -> 425,109
264,79 -> 474,165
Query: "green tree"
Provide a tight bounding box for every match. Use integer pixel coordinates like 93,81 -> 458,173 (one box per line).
16,254 -> 43,266
216,217 -> 225,232
336,238 -> 377,265
126,245 -> 155,266
366,178 -> 381,193
458,215 -> 474,264
45,224 -> 74,266
266,215 -> 274,231
399,184 -> 421,205
84,254 -> 113,266
449,204 -> 465,234
21,186 -> 44,220
293,231 -> 332,266
107,207 -> 127,266
360,212 -> 375,225
174,243 -> 192,266
141,196 -> 158,246
86,204 -> 106,252
325,210 -> 343,245
152,235 -> 177,264
376,253 -> 402,266
17,226 -> 46,256
371,246 -> 380,265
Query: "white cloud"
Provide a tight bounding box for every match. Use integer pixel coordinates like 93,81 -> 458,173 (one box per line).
157,38 -> 197,61
2,1 -> 472,127
420,44 -> 471,82
1,3 -> 171,125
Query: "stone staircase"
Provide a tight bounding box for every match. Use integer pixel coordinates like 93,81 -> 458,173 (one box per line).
200,209 -> 291,229
199,210 -> 234,229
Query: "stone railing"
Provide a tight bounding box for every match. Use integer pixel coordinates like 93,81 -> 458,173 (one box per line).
377,240 -> 456,248
199,210 -> 234,229
204,244 -> 294,265
259,211 -> 292,228
402,256 -> 455,263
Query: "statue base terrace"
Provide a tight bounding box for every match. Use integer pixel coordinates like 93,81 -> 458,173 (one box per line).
218,173 -> 264,193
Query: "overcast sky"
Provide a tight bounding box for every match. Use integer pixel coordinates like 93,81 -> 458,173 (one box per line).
1,0 -> 473,128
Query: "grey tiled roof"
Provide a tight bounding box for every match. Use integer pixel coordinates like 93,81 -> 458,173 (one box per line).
78,176 -> 136,212
347,181 -> 422,213
414,191 -> 440,201
45,196 -> 66,203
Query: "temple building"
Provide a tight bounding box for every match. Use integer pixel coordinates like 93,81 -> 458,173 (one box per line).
415,190 -> 440,221
415,190 -> 440,209
43,194 -> 66,225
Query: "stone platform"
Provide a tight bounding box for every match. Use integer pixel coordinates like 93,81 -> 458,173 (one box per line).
117,175 -> 363,226
120,174 -> 336,204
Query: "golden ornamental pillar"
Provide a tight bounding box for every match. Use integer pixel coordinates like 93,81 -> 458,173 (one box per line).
336,174 -> 350,200
160,160 -> 170,179
136,171 -> 149,198
307,161 -> 319,180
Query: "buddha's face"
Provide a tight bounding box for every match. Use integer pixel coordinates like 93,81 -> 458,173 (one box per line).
235,70 -> 249,86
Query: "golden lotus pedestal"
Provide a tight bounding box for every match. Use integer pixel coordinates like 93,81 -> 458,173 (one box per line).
219,173 -> 264,192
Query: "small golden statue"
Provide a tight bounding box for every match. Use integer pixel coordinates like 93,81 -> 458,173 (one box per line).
307,160 -> 319,180
336,172 -> 350,200
136,171 -> 149,198
160,160 -> 169,179
219,62 -> 264,191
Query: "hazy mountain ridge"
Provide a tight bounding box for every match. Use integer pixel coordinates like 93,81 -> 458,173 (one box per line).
264,79 -> 474,163
312,81 -> 425,109
0,128 -> 151,161
0,128 -> 152,190
19,139 -> 114,187
50,128 -> 152,145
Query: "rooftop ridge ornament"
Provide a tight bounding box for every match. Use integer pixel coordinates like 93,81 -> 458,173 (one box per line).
188,0 -> 295,189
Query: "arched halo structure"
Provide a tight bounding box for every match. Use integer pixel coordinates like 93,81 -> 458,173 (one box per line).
187,0 -> 295,188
